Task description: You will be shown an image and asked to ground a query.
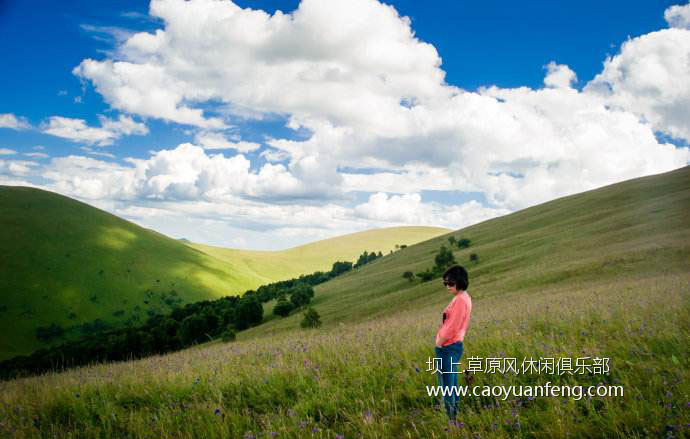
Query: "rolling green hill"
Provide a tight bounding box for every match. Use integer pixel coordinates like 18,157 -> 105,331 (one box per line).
190,226 -> 449,285
241,166 -> 690,339
0,186 -> 448,360
1,168 -> 688,438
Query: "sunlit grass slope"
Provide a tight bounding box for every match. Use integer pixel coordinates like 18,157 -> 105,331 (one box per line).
0,187 -> 262,360
1,167 -> 688,438
190,226 -> 449,285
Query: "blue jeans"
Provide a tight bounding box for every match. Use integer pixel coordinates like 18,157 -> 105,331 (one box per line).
434,341 -> 464,419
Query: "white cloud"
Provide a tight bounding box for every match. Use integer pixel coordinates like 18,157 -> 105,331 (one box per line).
665,3 -> 690,29
195,131 -> 261,152
544,62 -> 577,89
0,160 -> 40,176
586,10 -> 690,141
20,0 -> 688,248
354,192 -> 509,228
0,114 -> 31,130
42,115 -> 148,146
24,152 -> 49,158
0,149 -> 17,155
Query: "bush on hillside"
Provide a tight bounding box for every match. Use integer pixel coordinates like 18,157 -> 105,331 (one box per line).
470,253 -> 479,263
434,245 -> 456,270
221,327 -> 236,342
457,238 -> 471,249
403,271 -> 414,282
300,307 -> 322,328
416,270 -> 434,282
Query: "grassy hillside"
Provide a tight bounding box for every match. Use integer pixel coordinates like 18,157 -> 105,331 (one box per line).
1,167 -> 688,438
0,187 -> 255,360
0,187 -> 446,361
190,226 -> 449,285
241,165 -> 690,337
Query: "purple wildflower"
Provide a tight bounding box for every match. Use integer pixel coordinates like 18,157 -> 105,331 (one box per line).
214,408 -> 221,416
336,434 -> 344,439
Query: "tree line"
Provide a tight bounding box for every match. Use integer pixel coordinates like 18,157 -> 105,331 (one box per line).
0,250 -> 382,380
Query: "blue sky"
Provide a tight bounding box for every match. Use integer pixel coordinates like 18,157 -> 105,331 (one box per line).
1,0 -> 688,249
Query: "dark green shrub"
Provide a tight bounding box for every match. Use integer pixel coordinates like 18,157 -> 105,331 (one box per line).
273,297 -> 294,317
300,307 -> 322,328
403,271 -> 414,282
434,245 -> 456,270
470,253 -> 479,263
35,324 -> 64,342
416,270 -> 434,282
221,327 -> 236,342
458,238 -> 471,249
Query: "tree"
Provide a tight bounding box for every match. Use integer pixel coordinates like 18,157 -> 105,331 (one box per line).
448,236 -> 456,246
179,314 -> 207,345
416,270 -> 434,282
458,238 -> 471,249
300,307 -> 322,328
434,245 -> 456,270
234,296 -> 263,330
221,326 -> 236,342
469,253 -> 479,263
273,297 -> 294,317
355,251 -> 370,268
36,324 -> 64,342
289,285 -> 314,308
403,271 -> 414,282
331,261 -> 353,276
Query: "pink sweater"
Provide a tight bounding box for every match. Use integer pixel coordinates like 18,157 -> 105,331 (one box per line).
436,291 -> 472,346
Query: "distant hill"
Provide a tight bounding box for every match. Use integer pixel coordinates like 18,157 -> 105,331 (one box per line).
0,186 -> 447,360
190,226 -> 449,285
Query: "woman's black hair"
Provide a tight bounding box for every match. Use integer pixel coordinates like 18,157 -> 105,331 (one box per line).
443,265 -> 468,290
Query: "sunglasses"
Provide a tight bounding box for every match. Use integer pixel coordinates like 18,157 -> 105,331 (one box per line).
443,280 -> 456,287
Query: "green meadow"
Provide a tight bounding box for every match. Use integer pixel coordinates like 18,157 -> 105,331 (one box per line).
0,186 -> 446,360
1,167 -> 688,438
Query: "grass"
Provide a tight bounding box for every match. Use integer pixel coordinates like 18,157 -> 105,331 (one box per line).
189,226 -> 449,285
0,186 -> 446,360
0,166 -> 688,438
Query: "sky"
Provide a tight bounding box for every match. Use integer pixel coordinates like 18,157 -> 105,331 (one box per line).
1,0 -> 689,250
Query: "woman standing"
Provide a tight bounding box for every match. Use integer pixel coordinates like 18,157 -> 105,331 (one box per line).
435,265 -> 472,421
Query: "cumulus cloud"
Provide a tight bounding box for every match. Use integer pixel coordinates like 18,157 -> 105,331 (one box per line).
31,143 -> 339,203
544,62 -> 577,89
586,7 -> 690,141
0,113 -> 31,130
0,160 -> 40,176
354,192 -> 510,229
21,0 -> 688,247
42,115 -> 148,146
665,3 -> 690,29
195,131 -> 261,152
